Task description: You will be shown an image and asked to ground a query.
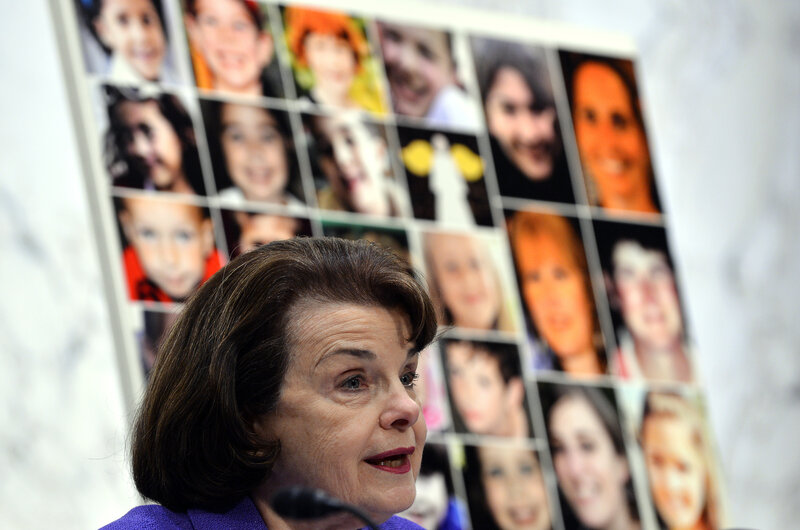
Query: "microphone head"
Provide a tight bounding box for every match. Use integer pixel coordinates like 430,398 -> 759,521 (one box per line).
270,486 -> 345,520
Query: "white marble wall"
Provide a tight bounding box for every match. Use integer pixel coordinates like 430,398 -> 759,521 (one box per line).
1,0 -> 798,528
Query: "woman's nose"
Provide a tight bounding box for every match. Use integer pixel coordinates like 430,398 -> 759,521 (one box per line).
379,383 -> 421,431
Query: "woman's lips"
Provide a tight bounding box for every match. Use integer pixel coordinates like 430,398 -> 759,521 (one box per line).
364,447 -> 414,474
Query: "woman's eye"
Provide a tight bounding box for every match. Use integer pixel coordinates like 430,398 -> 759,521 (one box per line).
400,371 -> 419,388
611,112 -> 630,130
341,375 -> 365,391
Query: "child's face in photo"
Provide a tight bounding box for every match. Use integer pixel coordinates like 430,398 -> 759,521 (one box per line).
572,62 -> 651,206
315,114 -> 390,216
485,66 -> 558,181
94,0 -> 166,80
220,104 -> 289,202
236,213 -> 298,253
427,233 -> 500,330
120,198 -> 213,300
401,472 -> 449,530
549,396 -> 629,529
480,446 -> 551,530
446,342 -> 518,436
612,241 -> 682,351
516,232 -> 595,361
379,23 -> 455,118
304,32 -> 357,100
117,100 -> 184,190
642,416 -> 707,529
186,0 -> 272,93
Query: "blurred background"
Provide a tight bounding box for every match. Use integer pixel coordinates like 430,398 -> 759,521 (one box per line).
1,0 -> 798,528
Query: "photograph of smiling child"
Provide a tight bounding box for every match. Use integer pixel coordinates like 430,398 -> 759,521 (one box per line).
183,0 -> 284,98
463,443 -> 552,530
116,195 -> 223,303
507,210 -> 607,377
377,21 -> 480,129
400,443 -> 467,530
443,339 -> 530,438
284,7 -> 386,113
561,52 -> 661,215
540,383 -> 642,530
594,220 -> 693,383
304,111 -> 408,218
76,0 -> 179,83
103,85 -> 206,195
472,37 -> 574,204
201,99 -> 305,207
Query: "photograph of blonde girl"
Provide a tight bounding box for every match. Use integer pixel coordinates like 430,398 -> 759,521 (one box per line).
541,383 -> 642,530
422,230 -> 515,333
508,210 -> 607,377
463,443 -> 552,530
283,6 -> 385,113
639,392 -> 722,530
201,99 -> 306,208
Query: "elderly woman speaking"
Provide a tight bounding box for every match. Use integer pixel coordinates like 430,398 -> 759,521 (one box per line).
104,238 -> 438,529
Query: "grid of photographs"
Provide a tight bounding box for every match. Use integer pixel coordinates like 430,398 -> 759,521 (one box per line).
59,1 -> 726,529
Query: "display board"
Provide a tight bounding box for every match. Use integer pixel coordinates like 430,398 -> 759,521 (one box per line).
51,0 -> 727,528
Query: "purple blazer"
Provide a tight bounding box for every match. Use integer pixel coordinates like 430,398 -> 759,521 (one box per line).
101,496 -> 423,530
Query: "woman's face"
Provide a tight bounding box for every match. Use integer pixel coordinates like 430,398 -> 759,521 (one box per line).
117,100 -> 184,190
304,32 -> 357,100
642,416 -> 707,529
516,232 -> 595,360
220,104 -> 289,202
446,342 -> 519,436
572,62 -> 651,208
427,233 -> 501,330
256,303 -> 426,524
480,446 -> 551,530
95,0 -> 166,81
549,396 -> 630,529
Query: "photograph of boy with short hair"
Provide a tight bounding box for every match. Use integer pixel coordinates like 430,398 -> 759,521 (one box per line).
377,21 -> 480,129
472,37 -> 575,204
304,110 -> 409,218
593,220 -> 693,383
283,6 -> 386,113
183,0 -> 284,98
103,85 -> 206,195
76,0 -> 180,84
116,195 -> 223,303
442,338 -> 530,439
220,209 -> 310,259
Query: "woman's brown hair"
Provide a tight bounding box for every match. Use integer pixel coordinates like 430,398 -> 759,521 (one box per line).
131,237 -> 437,512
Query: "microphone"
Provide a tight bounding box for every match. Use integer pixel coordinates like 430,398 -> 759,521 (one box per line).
270,486 -> 380,530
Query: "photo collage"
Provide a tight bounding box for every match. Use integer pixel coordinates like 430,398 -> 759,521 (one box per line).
61,0 -> 726,528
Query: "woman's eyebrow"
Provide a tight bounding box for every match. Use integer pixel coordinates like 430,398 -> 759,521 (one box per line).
315,348 -> 376,368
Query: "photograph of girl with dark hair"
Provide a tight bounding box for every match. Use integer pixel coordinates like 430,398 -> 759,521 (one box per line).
303,110 -> 409,218
560,51 -> 661,216
182,0 -> 284,98
472,37 -> 574,204
422,230 -> 516,333
593,220 -> 693,383
200,99 -> 305,208
103,85 -> 206,195
75,0 -> 179,83
507,209 -> 607,377
398,126 -> 493,227
283,6 -> 386,113
462,442 -> 552,530
638,391 -> 722,530
220,209 -> 310,259
442,339 -> 530,438
540,382 -> 641,530
400,443 -> 467,530
115,195 -> 223,303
